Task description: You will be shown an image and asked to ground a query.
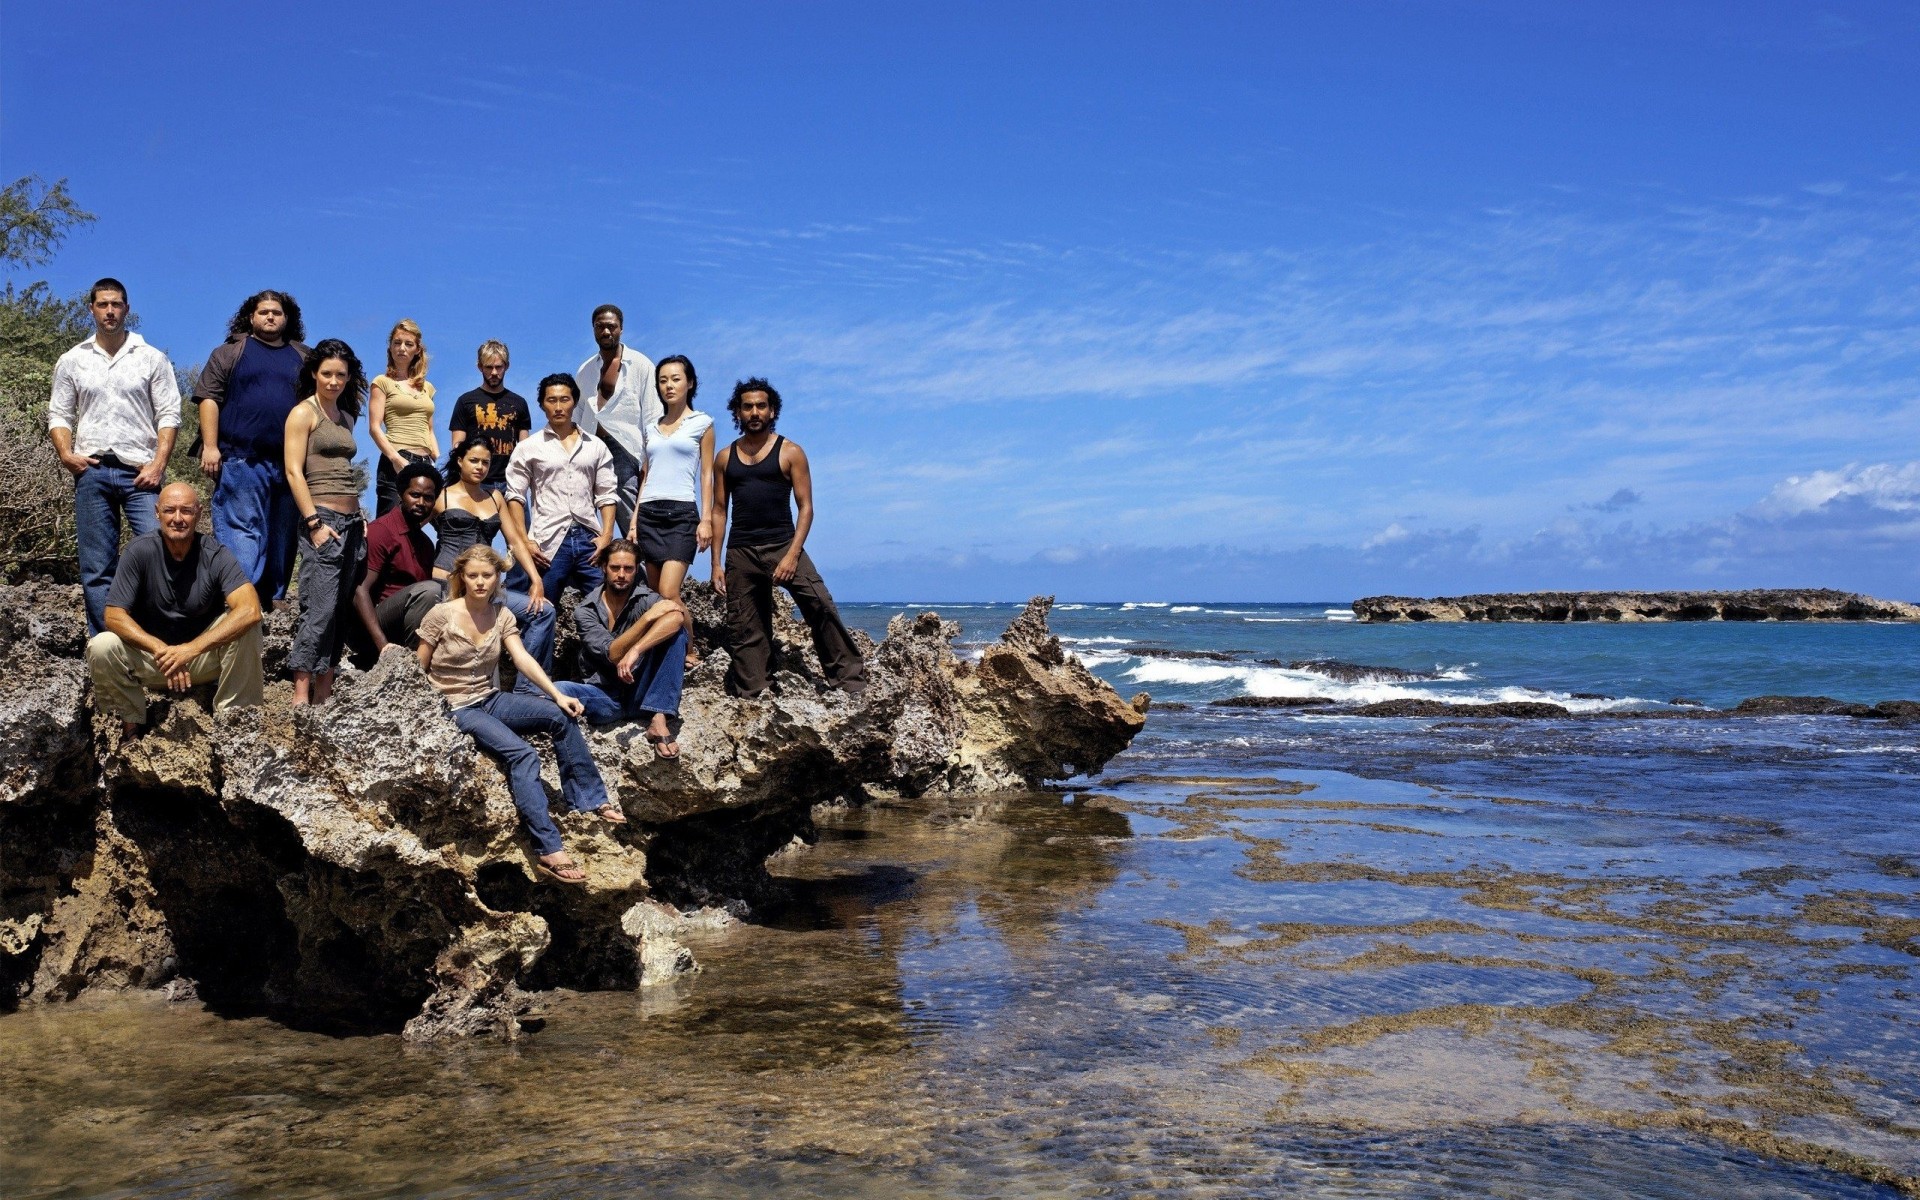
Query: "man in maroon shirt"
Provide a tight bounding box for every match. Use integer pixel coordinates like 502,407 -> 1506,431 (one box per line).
353,461 -> 443,655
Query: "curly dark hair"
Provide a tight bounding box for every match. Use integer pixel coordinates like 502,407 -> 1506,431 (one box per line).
726,377 -> 782,432
227,289 -> 306,343
295,339 -> 368,423
656,354 -> 697,405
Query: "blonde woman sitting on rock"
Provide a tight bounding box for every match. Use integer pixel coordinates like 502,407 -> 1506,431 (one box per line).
416,544 -> 625,884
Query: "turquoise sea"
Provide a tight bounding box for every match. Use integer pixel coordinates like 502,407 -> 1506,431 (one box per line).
4,601 -> 1916,1198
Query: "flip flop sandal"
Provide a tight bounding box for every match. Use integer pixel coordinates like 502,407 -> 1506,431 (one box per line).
593,805 -> 628,825
534,859 -> 588,885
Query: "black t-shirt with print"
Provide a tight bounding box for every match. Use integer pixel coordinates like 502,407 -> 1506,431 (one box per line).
448,387 -> 531,484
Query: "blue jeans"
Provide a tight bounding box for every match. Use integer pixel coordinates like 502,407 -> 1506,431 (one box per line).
211,452 -> 300,603
556,627 -> 688,725
74,460 -> 158,635
506,525 -> 603,667
451,690 -> 611,856
499,588 -> 556,692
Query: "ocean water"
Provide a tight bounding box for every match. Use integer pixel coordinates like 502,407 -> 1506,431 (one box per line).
2,601 -> 1916,1198
840,600 -> 1920,711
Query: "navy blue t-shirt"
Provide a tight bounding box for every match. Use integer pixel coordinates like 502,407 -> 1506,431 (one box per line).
218,338 -> 304,457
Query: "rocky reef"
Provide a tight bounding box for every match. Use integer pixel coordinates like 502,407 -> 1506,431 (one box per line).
1351,588 -> 1920,623
0,582 -> 1146,1041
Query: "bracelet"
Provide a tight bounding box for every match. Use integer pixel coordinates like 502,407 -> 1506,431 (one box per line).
305,514 -> 323,529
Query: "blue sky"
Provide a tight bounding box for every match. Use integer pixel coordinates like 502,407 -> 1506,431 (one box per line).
6,1 -> 1918,600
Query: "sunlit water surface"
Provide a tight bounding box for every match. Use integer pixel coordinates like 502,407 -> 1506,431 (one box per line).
3,602 -> 1916,1197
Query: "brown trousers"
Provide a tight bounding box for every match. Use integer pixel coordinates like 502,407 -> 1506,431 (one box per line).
724,543 -> 866,697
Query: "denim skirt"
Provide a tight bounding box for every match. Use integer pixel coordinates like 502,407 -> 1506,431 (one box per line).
634,500 -> 699,564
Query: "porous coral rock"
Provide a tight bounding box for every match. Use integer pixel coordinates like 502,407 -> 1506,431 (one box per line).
0,581 -> 1145,1038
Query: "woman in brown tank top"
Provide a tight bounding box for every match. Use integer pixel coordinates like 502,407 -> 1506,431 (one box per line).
284,339 -> 369,706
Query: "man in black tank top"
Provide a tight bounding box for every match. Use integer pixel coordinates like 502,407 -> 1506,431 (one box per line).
710,378 -> 867,698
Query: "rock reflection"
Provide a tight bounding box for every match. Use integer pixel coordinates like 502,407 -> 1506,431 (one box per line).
2,778 -> 1907,1199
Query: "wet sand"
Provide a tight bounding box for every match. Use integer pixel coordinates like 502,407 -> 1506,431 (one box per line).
3,757 -> 1916,1197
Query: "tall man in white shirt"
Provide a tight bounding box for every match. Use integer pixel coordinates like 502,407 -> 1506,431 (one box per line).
48,278 -> 183,634
503,373 -> 618,668
573,303 -> 661,532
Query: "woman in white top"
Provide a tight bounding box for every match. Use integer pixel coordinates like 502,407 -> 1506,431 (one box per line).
629,354 -> 714,602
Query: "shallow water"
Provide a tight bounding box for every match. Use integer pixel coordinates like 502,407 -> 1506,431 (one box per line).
4,603 -> 1918,1197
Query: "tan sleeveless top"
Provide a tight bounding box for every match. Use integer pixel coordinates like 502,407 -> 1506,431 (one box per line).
375,375 -> 436,449
303,397 -> 359,502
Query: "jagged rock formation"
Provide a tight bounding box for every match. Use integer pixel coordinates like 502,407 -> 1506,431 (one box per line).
1352,589 -> 1920,623
0,584 -> 1145,1040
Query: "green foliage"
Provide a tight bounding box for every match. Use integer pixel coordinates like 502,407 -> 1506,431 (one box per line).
0,176 -> 95,269
0,176 -> 98,581
0,281 -> 92,405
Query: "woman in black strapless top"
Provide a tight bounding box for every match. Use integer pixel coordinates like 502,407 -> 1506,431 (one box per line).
433,440 -> 558,668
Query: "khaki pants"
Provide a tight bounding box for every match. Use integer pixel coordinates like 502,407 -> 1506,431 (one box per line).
86,623 -> 265,723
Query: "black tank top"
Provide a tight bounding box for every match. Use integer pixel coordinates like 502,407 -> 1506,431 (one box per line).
724,436 -> 796,547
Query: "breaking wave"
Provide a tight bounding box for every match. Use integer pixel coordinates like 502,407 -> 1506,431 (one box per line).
1117,658 -> 1648,712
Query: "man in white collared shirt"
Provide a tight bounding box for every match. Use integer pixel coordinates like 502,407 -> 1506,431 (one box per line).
573,303 -> 661,532
503,373 -> 618,668
48,278 -> 183,634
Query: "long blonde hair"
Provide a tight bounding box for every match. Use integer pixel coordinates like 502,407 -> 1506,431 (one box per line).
387,318 -> 429,387
446,544 -> 507,602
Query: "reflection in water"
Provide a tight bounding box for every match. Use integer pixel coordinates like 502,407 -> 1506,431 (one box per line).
1,780 -> 1912,1198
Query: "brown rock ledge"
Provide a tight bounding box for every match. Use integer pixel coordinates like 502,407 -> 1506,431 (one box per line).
0,586 -> 1144,1040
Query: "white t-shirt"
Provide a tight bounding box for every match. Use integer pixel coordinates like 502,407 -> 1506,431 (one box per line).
638,410 -> 713,505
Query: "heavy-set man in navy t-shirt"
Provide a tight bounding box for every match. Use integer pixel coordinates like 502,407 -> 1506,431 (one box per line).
193,290 -> 310,606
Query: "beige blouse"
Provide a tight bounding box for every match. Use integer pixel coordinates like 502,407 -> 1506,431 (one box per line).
416,600 -> 518,710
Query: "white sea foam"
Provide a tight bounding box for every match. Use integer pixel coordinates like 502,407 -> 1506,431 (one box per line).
1170,605 -> 1201,613
1119,658 -> 1646,712
1121,602 -> 1171,610
1060,636 -> 1130,645
1243,617 -> 1310,623
1056,604 -> 1088,610
1074,650 -> 1134,668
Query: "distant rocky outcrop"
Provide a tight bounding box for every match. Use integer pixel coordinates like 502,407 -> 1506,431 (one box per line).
0,585 -> 1146,1040
1351,589 -> 1920,623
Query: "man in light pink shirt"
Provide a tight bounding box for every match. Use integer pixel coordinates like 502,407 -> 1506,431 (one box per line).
502,373 -> 617,667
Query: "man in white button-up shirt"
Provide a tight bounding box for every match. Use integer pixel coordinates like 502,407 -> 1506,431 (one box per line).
47,278 -> 182,634
573,303 -> 660,532
503,373 -> 618,668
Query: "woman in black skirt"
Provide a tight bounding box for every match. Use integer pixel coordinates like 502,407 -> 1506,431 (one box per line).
629,354 -> 715,605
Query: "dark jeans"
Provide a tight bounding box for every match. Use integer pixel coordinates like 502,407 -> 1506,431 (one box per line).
505,525 -> 603,667
557,626 -> 689,724
375,449 -> 436,516
499,588 -> 556,688
74,458 -> 158,635
723,542 -> 867,697
599,432 -> 643,534
288,508 -> 366,674
212,451 -> 300,604
451,690 -> 611,856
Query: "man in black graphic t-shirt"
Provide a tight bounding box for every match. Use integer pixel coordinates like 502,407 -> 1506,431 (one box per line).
448,339 -> 530,490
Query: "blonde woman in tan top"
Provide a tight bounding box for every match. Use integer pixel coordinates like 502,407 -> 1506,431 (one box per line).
416,544 -> 624,884
284,339 -> 368,707
370,318 -> 438,516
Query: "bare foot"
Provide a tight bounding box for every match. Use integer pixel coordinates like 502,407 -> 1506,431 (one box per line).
121,719 -> 141,738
